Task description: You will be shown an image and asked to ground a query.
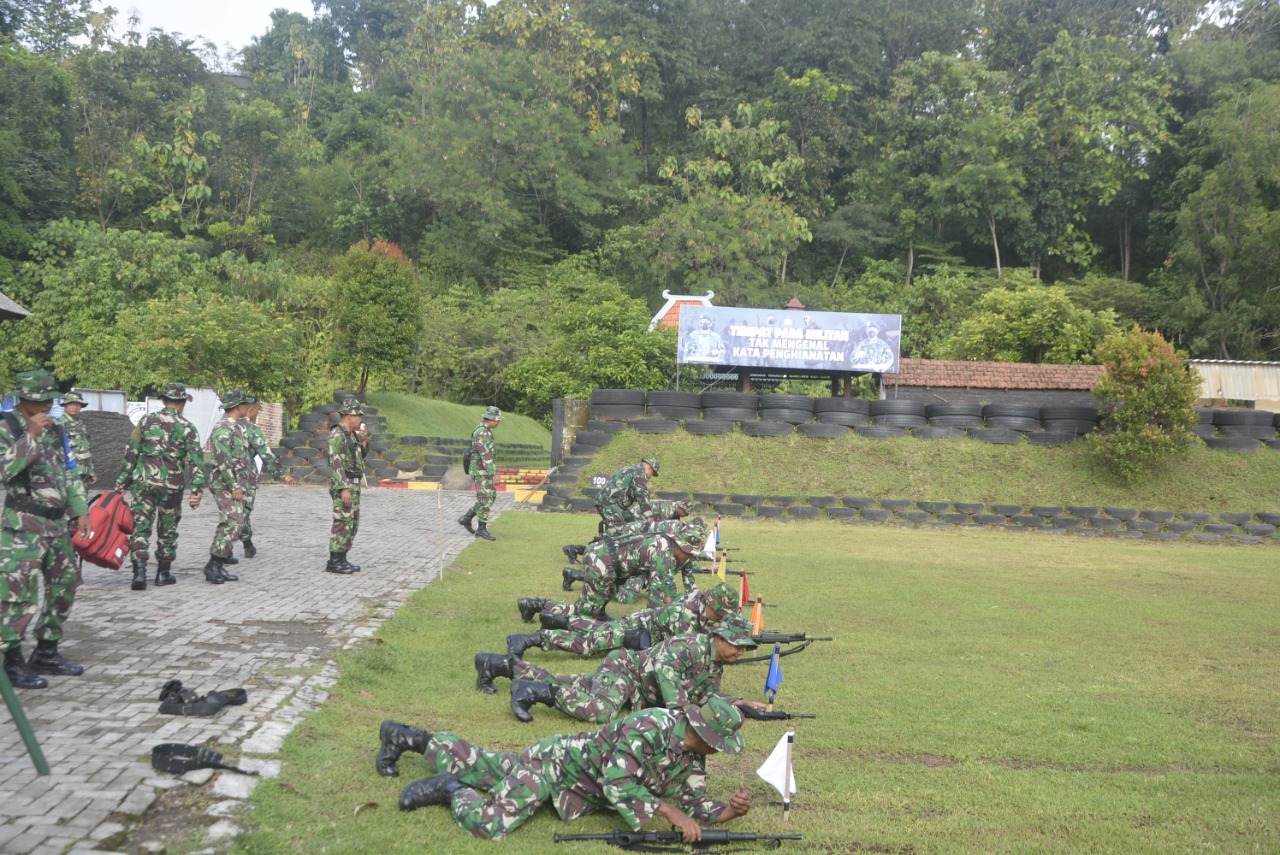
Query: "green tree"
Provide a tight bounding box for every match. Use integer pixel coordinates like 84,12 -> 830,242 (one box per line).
1086,326 -> 1200,482
331,240 -> 424,392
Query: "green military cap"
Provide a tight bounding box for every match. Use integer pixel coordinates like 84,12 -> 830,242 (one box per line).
14,369 -> 60,402
711,612 -> 758,649
643,457 -> 660,475
685,696 -> 745,754
483,405 -> 503,421
338,397 -> 363,415
672,499 -> 691,517
161,382 -> 193,402
220,390 -> 247,410
701,582 -> 739,616
61,390 -> 86,406
671,522 -> 705,552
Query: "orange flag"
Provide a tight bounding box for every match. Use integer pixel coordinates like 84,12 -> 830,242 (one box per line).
750,596 -> 765,634
739,568 -> 750,608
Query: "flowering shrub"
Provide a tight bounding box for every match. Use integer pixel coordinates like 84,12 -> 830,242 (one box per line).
1086,326 -> 1200,482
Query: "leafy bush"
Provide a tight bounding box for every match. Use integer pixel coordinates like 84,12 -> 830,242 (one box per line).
1086,326 -> 1200,482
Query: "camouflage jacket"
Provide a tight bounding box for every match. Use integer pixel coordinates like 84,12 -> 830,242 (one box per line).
469,423 -> 496,479
635,632 -> 736,711
59,413 -> 93,481
589,532 -> 682,603
525,706 -> 726,830
328,425 -> 366,491
239,418 -> 287,482
642,589 -> 715,643
116,407 -> 206,495
206,416 -> 253,494
1,414 -> 90,536
594,462 -> 652,516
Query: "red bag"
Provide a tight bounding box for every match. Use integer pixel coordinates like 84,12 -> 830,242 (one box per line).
72,492 -> 135,569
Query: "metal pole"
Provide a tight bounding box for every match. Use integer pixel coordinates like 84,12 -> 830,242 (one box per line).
0,668 -> 50,774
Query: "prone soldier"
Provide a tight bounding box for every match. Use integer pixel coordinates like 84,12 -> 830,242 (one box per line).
326,397 -> 368,574
594,458 -> 659,534
458,405 -> 501,541
563,498 -> 689,564
377,697 -> 752,843
1,370 -> 92,688
114,382 -> 205,590
202,391 -> 256,585
237,398 -> 294,559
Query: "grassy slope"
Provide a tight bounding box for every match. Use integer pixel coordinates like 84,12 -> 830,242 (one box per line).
237,514 -> 1279,854
580,429 -> 1280,512
366,393 -> 551,449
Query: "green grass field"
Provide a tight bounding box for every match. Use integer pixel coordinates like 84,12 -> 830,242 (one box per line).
235,513 -> 1279,855
366,392 -> 552,449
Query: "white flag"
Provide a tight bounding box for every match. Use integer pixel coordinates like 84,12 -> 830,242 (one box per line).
703,521 -> 718,560
755,731 -> 796,798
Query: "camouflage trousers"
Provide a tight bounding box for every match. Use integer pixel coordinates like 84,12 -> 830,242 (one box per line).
513,656 -> 635,723
471,474 -> 496,525
573,553 -> 625,618
595,503 -> 638,535
329,486 -> 361,553
128,486 -> 184,563
241,482 -> 258,542
210,490 -> 244,559
0,527 -> 81,650
423,733 -> 557,839
542,611 -> 654,656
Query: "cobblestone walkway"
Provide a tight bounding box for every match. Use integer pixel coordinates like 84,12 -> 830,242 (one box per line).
0,485 -> 505,855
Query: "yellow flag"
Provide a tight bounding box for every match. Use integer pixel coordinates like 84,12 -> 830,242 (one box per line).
716,553 -> 727,582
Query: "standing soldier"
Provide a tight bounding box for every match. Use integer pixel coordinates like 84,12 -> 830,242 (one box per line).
115,382 -> 206,591
203,391 -> 255,585
1,370 -> 92,689
594,458 -> 659,534
377,698 -> 752,841
238,398 -> 295,559
326,397 -> 368,575
458,406 -> 501,541
58,391 -> 95,488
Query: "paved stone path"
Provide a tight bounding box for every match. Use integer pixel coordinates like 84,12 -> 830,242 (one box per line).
0,485 -> 507,855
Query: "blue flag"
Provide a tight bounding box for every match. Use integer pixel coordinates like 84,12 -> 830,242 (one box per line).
764,643 -> 782,702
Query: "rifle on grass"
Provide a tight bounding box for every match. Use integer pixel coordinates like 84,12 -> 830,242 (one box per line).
690,566 -> 753,575
739,707 -> 816,721
554,830 -> 802,852
728,634 -> 832,665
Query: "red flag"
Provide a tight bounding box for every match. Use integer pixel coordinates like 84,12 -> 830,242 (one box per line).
739,568 -> 750,608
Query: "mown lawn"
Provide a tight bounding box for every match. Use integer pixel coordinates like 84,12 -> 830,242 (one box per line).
235,513 -> 1279,854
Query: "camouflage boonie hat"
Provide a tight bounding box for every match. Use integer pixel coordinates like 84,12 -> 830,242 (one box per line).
483,405 -> 502,421
685,696 -> 745,754
711,612 -> 758,649
220,390 -> 248,410
643,457 -> 659,475
672,499 -> 691,517
14,369 -> 60,402
338,397 -> 363,416
671,523 -> 705,552
61,390 -> 86,406
161,382 -> 193,402
701,582 -> 739,616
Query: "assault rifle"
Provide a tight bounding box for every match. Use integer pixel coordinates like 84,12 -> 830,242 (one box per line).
739,707 -> 816,721
554,830 -> 802,852
690,566 -> 753,575
752,632 -> 832,645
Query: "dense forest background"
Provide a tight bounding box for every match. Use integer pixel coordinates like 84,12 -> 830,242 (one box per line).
2,0 -> 1278,419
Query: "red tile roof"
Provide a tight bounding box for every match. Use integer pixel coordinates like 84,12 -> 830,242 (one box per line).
889,359 -> 1103,391
656,300 -> 709,329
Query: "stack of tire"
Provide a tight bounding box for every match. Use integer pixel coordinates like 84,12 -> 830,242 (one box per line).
863,399 -> 925,439
1034,405 -> 1098,446
1192,408 -> 1216,439
971,403 -> 1038,445
1207,409 -> 1275,452
921,402 -> 981,441
79,410 -> 138,489
748,394 -> 811,436
633,391 -> 696,435
277,392 -> 404,484
589,389 -> 646,421
696,391 -> 757,436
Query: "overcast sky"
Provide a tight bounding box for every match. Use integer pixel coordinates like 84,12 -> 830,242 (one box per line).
106,1 -> 317,54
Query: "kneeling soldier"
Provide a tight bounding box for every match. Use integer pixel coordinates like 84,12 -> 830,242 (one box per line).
376,697 -> 752,843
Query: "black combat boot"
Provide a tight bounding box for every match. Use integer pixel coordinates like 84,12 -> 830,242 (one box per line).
561,544 -> 583,564
155,561 -> 176,586
517,597 -> 551,623
340,553 -> 362,572
562,566 -> 586,591
399,773 -> 466,812
28,638 -> 85,676
242,538 -> 257,558
457,509 -> 476,534
326,552 -> 356,575
223,553 -> 239,565
473,652 -> 515,694
474,524 -> 495,541
203,556 -> 225,585
130,556 -> 147,591
622,629 -> 653,651
539,612 -> 570,631
3,647 -> 48,689
509,679 -> 556,723
506,632 -> 542,659
217,558 -> 239,582
376,720 -> 431,778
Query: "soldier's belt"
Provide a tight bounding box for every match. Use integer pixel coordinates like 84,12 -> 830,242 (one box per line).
4,494 -> 66,520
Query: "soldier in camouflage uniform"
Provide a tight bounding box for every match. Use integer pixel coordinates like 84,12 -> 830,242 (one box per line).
326,397 -> 368,574
58,391 -> 94,488
116,382 -> 206,590
507,581 -> 739,659
563,498 -> 689,565
202,391 -> 256,585
594,458 -> 659,534
458,405 -> 501,541
237,399 -> 295,559
475,613 -> 768,725
563,512 -> 705,601
379,697 -> 753,843
1,370 -> 92,689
